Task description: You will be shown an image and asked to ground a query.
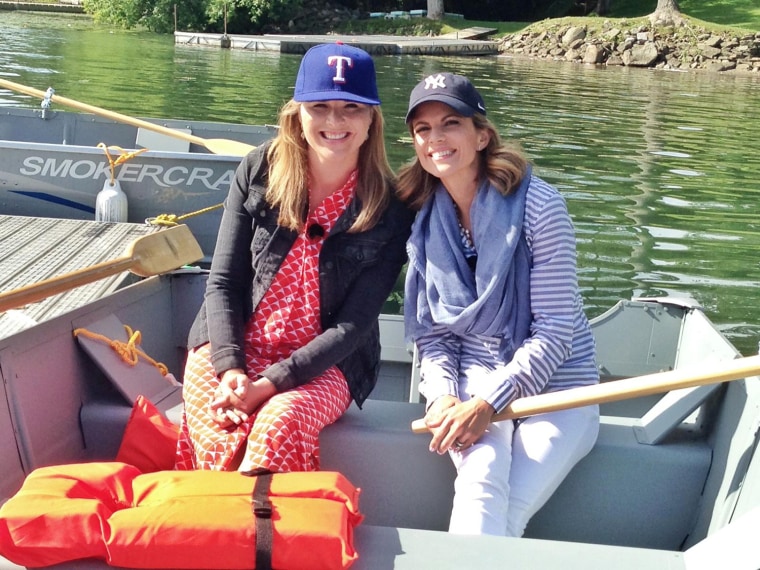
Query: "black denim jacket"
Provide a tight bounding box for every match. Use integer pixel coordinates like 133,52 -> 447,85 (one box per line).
187,143 -> 414,407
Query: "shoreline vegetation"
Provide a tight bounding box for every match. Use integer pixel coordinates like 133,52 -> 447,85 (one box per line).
4,1 -> 760,74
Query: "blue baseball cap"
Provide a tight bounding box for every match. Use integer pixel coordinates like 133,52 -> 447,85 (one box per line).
405,72 -> 486,122
294,42 -> 381,106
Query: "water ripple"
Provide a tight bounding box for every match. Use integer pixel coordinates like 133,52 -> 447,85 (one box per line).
3,13 -> 760,353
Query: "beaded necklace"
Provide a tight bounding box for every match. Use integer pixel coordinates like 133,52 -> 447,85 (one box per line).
453,200 -> 477,268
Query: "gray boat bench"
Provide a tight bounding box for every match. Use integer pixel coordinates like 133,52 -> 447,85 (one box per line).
71,372 -> 760,570
79,393 -> 711,553
74,391 -> 758,570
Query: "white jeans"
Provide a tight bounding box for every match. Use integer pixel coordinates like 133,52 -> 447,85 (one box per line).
448,404 -> 600,536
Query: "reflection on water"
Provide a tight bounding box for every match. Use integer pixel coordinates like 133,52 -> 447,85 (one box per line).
3,12 -> 760,354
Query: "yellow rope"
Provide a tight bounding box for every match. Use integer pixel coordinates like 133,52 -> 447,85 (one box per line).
94,141 -> 223,226
145,203 -> 224,227
73,325 -> 169,377
97,143 -> 149,185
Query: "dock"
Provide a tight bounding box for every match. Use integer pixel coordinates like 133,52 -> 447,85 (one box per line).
0,1 -> 83,13
0,216 -> 160,339
174,32 -> 500,56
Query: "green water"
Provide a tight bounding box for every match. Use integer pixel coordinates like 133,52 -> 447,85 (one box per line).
3,11 -> 760,355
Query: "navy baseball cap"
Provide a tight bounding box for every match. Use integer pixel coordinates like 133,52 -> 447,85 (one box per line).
294,42 -> 381,105
405,72 -> 486,122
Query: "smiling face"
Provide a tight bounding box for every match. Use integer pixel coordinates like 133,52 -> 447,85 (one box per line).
299,100 -> 373,167
410,101 -> 490,192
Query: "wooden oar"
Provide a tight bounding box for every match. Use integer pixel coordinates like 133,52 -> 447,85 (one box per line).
410,354 -> 760,433
0,224 -> 203,313
0,77 -> 256,157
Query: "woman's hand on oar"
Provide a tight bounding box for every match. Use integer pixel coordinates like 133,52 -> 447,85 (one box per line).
0,225 -> 203,312
410,354 -> 760,433
0,78 -> 256,157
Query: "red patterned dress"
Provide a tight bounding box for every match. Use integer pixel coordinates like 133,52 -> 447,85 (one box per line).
175,172 -> 357,472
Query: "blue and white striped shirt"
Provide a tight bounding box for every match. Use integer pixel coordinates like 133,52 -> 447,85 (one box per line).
416,176 -> 598,413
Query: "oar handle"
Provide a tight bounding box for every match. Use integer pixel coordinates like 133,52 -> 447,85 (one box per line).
0,77 -> 204,146
0,256 -> 134,313
410,354 -> 760,434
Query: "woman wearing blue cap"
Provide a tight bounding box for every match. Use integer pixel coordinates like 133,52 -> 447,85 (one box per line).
397,73 -> 600,536
175,44 -> 413,473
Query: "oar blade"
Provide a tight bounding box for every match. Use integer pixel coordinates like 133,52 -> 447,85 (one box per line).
127,225 -> 204,277
203,138 -> 257,157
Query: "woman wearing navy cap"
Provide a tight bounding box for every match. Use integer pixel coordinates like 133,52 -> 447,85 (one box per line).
175,43 -> 413,473
397,73 -> 600,536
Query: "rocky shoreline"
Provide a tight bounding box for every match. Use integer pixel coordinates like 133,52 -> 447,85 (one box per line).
497,21 -> 760,73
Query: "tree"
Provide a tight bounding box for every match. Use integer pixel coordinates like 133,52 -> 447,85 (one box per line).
594,0 -> 610,16
82,0 -> 207,32
427,0 -> 443,20
649,0 -> 685,27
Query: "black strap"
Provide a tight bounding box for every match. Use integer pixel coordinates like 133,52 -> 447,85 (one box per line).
250,471 -> 273,570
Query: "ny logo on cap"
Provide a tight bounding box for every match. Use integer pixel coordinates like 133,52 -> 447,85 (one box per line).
328,56 -> 353,84
423,74 -> 447,90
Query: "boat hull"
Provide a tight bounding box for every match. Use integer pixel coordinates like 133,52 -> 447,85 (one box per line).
0,256 -> 759,569
0,108 -> 277,258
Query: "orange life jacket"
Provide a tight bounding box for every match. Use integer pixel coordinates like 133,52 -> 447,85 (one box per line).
0,462 -> 362,569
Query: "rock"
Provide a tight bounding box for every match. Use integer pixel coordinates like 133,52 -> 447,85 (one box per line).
700,45 -> 722,59
622,42 -> 660,66
706,60 -> 736,72
562,26 -> 586,46
583,44 -> 605,64
621,36 -> 636,51
606,54 -> 624,66
723,38 -> 739,49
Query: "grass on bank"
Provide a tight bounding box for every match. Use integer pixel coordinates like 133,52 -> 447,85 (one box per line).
336,0 -> 760,38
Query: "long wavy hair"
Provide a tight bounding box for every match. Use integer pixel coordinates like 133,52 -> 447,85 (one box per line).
265,99 -> 392,233
396,112 -> 529,211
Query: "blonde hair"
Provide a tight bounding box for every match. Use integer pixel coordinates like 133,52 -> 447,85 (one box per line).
265,99 -> 392,232
396,113 -> 529,211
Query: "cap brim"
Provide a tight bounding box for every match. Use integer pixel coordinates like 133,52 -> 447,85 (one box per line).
294,91 -> 381,105
405,94 -> 478,123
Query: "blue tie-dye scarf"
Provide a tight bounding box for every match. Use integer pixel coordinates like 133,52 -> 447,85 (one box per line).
404,168 -> 533,360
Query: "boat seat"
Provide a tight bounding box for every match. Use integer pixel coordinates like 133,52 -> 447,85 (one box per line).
74,313 -> 183,414
79,395 -> 711,550
0,524 -> 692,570
321,402 -> 712,549
135,126 -> 191,153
